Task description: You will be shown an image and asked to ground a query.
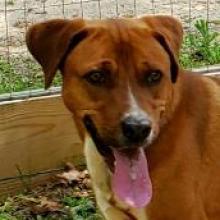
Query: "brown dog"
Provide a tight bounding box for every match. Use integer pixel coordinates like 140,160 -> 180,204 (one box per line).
26,15 -> 220,220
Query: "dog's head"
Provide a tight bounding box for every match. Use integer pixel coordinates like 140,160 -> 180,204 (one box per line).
26,15 -> 183,150
26,16 -> 183,207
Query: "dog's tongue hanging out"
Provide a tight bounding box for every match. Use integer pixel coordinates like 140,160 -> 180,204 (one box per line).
112,148 -> 152,208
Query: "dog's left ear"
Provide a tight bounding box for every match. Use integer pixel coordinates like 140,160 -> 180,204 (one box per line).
141,15 -> 183,83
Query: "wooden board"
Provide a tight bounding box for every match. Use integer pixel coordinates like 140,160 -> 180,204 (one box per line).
0,95 -> 84,195
0,171 -> 57,199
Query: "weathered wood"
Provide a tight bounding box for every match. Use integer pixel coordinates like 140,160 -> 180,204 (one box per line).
0,95 -> 84,195
0,172 -> 54,199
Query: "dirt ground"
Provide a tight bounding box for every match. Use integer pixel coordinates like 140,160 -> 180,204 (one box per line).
0,0 -> 220,55
0,164 -> 103,219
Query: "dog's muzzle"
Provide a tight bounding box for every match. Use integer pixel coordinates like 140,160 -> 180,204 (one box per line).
121,116 -> 152,144
82,115 -> 112,156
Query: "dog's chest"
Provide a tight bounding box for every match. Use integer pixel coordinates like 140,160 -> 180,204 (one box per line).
129,207 -> 150,220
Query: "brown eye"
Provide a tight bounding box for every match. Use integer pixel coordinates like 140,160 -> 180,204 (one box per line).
84,70 -> 107,86
145,71 -> 162,86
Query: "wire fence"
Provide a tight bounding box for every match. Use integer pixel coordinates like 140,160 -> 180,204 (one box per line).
0,0 -> 220,100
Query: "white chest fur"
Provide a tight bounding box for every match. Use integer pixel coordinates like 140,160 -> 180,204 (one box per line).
84,135 -> 149,220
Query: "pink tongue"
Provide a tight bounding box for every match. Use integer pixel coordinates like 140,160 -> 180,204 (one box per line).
112,148 -> 152,208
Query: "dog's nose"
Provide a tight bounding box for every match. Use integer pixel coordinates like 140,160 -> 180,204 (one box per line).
121,116 -> 152,144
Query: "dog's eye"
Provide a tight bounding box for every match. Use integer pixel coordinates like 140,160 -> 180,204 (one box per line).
84,70 -> 107,86
145,71 -> 162,86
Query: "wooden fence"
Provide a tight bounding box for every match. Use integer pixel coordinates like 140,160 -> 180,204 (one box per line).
0,94 -> 83,197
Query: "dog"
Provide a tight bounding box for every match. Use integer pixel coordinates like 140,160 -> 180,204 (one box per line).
26,15 -> 220,220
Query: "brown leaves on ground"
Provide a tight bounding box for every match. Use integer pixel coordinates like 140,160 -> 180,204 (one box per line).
56,163 -> 92,194
0,164 -> 96,219
56,163 -> 90,186
30,197 -> 62,215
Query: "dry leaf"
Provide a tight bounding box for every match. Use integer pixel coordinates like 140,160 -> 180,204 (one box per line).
80,170 -> 89,179
56,163 -> 90,186
74,191 -> 89,197
56,169 -> 81,185
64,162 -> 75,170
31,197 -> 62,215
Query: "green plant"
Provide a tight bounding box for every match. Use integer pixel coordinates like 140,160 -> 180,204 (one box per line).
63,197 -> 102,220
0,200 -> 17,220
180,19 -> 220,68
0,213 -> 17,220
0,57 -> 62,94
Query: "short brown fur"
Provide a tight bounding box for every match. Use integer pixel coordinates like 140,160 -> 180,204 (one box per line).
26,16 -> 220,220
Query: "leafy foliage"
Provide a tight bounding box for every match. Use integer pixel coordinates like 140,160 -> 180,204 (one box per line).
63,197 -> 102,220
180,19 -> 220,68
0,57 -> 61,94
0,167 -> 103,220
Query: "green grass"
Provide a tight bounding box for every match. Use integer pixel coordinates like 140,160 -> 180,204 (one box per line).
0,200 -> 17,220
62,197 -> 102,220
180,19 -> 220,68
0,196 -> 102,220
0,57 -> 62,94
0,19 -> 219,95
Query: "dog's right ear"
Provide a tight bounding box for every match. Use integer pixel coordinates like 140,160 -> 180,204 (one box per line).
26,19 -> 87,89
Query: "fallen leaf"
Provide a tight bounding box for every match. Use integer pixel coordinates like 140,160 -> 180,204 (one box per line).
80,170 -> 89,179
56,169 -> 81,185
31,197 -> 62,215
56,163 -> 90,186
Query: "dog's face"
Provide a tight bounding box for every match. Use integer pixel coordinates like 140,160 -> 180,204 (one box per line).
26,16 -> 183,153
63,24 -> 175,150
27,16 -> 183,208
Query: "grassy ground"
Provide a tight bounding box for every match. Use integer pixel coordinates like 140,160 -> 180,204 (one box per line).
0,165 -> 103,220
180,20 -> 220,68
0,57 -> 62,94
0,20 -> 219,95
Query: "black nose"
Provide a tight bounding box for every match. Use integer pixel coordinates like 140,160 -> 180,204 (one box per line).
121,116 -> 152,144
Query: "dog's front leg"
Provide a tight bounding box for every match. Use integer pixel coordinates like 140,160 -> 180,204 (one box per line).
84,135 -> 134,220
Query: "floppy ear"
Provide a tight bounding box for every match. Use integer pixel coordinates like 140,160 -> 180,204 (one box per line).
141,15 -> 183,83
26,19 -> 87,89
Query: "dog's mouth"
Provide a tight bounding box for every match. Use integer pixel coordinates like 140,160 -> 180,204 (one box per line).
83,115 -> 152,208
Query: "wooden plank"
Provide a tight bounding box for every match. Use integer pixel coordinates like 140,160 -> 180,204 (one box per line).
0,95 -> 84,183
0,172 -> 55,199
